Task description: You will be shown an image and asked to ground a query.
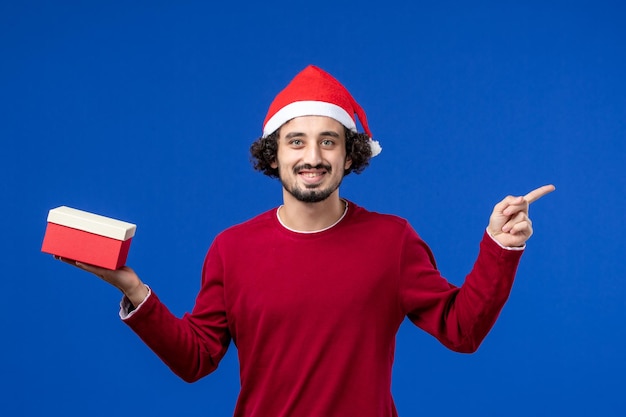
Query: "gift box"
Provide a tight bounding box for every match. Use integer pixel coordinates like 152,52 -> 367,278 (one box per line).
41,206 -> 137,270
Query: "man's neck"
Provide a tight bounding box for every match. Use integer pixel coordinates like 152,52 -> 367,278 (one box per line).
278,190 -> 347,232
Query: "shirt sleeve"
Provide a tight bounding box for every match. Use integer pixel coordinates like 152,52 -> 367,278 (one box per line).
399,227 -> 523,353
121,241 -> 231,382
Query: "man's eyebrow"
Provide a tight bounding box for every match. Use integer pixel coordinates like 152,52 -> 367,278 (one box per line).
285,131 -> 305,139
283,130 -> 341,139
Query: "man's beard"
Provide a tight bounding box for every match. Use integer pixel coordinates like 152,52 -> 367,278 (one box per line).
280,163 -> 344,203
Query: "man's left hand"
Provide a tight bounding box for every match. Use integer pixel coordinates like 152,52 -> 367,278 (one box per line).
488,184 -> 555,248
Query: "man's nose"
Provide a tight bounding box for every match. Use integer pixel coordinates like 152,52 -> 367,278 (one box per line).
303,143 -> 322,166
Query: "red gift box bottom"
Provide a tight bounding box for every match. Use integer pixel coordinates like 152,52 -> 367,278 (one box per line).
41,222 -> 132,270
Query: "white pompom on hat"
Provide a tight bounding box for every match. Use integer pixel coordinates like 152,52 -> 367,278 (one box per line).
262,65 -> 382,157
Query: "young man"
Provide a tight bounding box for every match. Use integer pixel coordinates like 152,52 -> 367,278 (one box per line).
60,65 -> 554,416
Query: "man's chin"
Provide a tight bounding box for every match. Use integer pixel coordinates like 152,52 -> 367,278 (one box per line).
297,194 -> 329,203
290,188 -> 332,203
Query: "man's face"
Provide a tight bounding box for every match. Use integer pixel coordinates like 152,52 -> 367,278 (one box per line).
271,116 -> 352,203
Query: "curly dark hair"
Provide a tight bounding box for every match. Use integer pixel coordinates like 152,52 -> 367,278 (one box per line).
250,126 -> 372,178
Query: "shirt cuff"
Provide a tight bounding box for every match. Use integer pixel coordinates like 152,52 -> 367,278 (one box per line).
485,228 -> 526,251
119,285 -> 151,320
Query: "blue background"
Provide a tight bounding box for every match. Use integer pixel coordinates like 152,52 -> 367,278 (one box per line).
2,1 -> 624,415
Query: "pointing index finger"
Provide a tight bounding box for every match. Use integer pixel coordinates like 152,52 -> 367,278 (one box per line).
524,184 -> 556,204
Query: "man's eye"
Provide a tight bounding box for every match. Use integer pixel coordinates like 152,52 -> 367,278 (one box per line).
290,139 -> 303,146
321,140 -> 335,146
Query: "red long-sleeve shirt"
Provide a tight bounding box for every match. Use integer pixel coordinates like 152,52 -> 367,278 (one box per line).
123,201 -> 523,416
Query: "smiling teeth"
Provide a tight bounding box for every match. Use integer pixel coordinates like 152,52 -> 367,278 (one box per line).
302,173 -> 322,178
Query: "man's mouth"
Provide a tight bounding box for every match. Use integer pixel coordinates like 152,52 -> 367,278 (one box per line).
292,164 -> 332,186
299,170 -> 326,185
300,171 -> 325,178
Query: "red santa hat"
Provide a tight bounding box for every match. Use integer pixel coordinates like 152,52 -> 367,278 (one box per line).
262,65 -> 382,157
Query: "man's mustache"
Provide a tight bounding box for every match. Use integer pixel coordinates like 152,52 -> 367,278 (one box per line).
293,164 -> 332,174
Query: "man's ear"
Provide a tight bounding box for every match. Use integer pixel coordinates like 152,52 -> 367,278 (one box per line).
344,157 -> 352,170
270,159 -> 278,169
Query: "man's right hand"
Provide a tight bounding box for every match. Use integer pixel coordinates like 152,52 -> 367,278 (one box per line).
55,256 -> 148,308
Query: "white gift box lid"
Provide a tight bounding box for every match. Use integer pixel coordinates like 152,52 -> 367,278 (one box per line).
47,206 -> 136,241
